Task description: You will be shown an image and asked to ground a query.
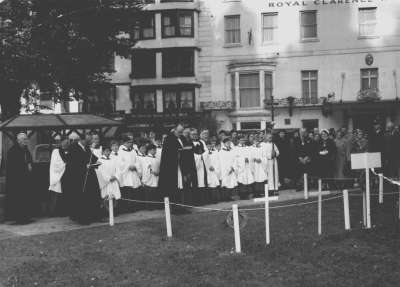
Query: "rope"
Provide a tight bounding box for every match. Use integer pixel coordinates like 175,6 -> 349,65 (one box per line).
370,169 -> 400,186
170,202 -> 231,212
239,195 -> 344,212
119,198 -> 164,205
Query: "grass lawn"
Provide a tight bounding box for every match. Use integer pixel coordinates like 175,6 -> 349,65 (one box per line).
1,192 -> 400,287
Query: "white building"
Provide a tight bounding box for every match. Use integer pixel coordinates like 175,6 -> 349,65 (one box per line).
111,0 -> 400,133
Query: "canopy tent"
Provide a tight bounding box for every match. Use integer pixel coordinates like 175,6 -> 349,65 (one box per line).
0,113 -> 123,140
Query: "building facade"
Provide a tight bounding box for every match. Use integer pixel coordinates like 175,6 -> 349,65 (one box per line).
111,0 -> 400,133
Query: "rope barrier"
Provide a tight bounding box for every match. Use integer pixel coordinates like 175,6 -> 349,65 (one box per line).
239,195 -> 344,212
119,198 -> 165,205
170,202 -> 231,212
370,169 -> 400,186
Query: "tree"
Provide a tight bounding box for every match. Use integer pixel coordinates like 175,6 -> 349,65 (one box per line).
0,0 -> 142,119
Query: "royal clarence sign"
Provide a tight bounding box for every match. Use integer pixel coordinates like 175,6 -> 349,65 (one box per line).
268,0 -> 386,8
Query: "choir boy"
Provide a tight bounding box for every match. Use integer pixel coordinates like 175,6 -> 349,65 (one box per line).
96,146 -> 121,213
235,136 -> 254,199
218,138 -> 238,201
91,132 -> 103,159
204,141 -> 220,203
136,141 -> 148,209
141,144 -> 161,210
251,138 -> 267,197
110,140 -> 120,159
117,135 -> 142,213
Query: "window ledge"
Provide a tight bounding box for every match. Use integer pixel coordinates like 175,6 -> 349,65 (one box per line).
224,43 -> 242,48
358,35 -> 380,40
300,38 -> 320,43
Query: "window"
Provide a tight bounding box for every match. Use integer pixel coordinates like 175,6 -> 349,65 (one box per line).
302,119 -> 319,132
361,68 -> 378,90
301,71 -> 318,104
239,73 -> 260,108
224,15 -> 241,44
240,122 -> 261,130
131,50 -> 156,79
359,7 -> 377,37
262,13 -> 278,43
300,11 -> 317,39
162,49 -> 194,77
132,13 -> 155,40
265,73 -> 273,101
162,11 -> 194,38
131,89 -> 156,113
163,89 -> 195,112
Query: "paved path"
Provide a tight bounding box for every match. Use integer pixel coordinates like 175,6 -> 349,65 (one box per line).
0,189 -> 337,240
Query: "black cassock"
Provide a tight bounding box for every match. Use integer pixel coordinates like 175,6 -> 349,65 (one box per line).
63,143 -> 101,224
159,133 -> 182,199
5,144 -> 33,222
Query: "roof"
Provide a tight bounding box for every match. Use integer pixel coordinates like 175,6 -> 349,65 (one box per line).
0,113 -> 122,131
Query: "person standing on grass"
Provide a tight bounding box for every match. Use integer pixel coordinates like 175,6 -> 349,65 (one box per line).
5,133 -> 34,224
116,135 -> 142,213
261,132 -> 280,196
64,133 -> 102,225
218,138 -> 238,201
159,124 -> 186,210
48,136 -> 70,216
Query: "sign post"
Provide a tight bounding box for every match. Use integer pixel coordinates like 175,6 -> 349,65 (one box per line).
351,153 -> 381,229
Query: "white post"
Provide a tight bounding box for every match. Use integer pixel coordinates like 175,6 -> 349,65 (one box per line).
343,190 -> 350,231
108,196 -> 114,227
265,185 -> 270,245
164,197 -> 172,238
378,174 -> 383,204
365,168 -> 371,229
318,179 -> 322,235
304,173 -> 308,200
362,192 -> 367,227
232,204 -> 241,253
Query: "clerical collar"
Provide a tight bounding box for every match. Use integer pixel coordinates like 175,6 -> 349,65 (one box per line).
137,152 -> 146,157
147,154 -> 156,158
101,155 -> 110,160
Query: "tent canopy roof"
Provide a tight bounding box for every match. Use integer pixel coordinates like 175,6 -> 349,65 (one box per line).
0,113 -> 122,131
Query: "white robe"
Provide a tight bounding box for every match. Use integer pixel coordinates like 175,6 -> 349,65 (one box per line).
218,148 -> 238,189
261,142 -> 280,190
204,150 -> 220,188
116,146 -> 142,189
235,145 -> 255,185
251,145 -> 267,183
48,149 -> 66,194
193,141 -> 207,188
140,155 -> 160,188
97,156 -> 121,199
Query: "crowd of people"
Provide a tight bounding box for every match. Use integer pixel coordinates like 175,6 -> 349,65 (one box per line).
4,120 -> 400,225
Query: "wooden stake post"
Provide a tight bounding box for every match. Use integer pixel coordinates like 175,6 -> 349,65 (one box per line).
254,185 -> 279,245
351,153 -> 381,229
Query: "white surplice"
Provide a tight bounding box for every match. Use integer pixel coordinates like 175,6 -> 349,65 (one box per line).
251,145 -> 267,183
97,156 -> 121,199
261,142 -> 280,190
234,145 -> 255,185
140,155 -> 160,187
218,148 -> 238,189
204,150 -> 220,188
117,146 -> 142,189
48,149 -> 66,194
